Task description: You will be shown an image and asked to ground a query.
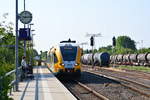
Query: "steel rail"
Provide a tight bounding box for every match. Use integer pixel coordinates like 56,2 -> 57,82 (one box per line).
84,70 -> 150,98
64,82 -> 82,100
74,80 -> 109,100
82,65 -> 150,89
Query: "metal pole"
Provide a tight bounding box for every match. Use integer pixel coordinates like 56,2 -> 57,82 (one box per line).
92,46 -> 94,68
112,46 -> 114,67
24,41 -> 26,56
141,40 -> 143,48
15,0 -> 19,91
32,34 -> 34,65
28,24 -> 34,64
24,0 -> 26,57
32,33 -> 35,64
24,0 -> 25,10
92,37 -> 94,69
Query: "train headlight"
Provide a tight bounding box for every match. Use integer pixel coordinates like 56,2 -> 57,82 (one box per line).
75,63 -> 79,66
60,63 -> 65,66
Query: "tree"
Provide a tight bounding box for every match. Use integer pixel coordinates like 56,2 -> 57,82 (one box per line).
33,49 -> 38,57
40,51 -> 48,61
116,36 -> 136,50
98,45 -> 113,54
115,48 -> 134,54
0,14 -> 39,99
0,14 -> 15,100
137,48 -> 150,53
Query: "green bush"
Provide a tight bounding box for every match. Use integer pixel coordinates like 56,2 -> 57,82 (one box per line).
0,14 -> 38,99
0,63 -> 15,100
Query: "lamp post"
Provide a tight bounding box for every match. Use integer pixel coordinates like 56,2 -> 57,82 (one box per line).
31,32 -> 35,65
141,40 -> 143,49
29,23 -> 34,28
27,23 -> 34,64
79,42 -> 88,49
32,33 -> 35,50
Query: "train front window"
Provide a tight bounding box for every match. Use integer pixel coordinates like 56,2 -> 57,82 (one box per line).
60,46 -> 77,61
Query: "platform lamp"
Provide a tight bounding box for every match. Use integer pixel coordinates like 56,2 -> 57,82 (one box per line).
30,30 -> 35,65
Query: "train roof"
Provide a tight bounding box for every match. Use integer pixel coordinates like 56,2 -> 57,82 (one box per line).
59,38 -> 79,47
59,43 -> 79,47
60,38 -> 76,43
49,39 -> 80,52
50,43 -> 79,51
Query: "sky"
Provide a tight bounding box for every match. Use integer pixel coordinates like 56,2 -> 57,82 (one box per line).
1,0 -> 150,53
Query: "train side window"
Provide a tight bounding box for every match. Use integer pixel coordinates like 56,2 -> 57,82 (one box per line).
47,53 -> 50,61
50,53 -> 54,64
54,54 -> 58,63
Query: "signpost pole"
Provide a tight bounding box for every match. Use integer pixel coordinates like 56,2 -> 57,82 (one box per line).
24,0 -> 26,57
19,10 -> 32,57
92,45 -> 94,68
15,0 -> 19,91
90,36 -> 94,68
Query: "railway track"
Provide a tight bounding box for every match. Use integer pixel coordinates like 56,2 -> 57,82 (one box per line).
83,65 -> 150,80
62,80 -> 109,100
118,68 -> 150,79
82,66 -> 150,98
60,71 -> 149,100
105,65 -> 150,80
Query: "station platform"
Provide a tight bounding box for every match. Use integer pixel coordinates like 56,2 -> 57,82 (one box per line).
10,66 -> 77,100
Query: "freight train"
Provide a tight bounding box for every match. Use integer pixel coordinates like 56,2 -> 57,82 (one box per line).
81,52 -> 110,67
46,39 -> 82,77
110,53 -> 150,66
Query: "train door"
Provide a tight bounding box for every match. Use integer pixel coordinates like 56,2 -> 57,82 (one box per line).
54,53 -> 58,64
50,53 -> 54,70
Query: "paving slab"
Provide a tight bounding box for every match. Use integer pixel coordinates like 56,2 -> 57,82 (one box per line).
10,66 -> 77,100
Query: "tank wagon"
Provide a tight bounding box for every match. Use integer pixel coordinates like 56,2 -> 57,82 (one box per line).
147,53 -> 150,65
81,54 -> 88,64
129,54 -> 138,65
94,52 -> 110,66
87,54 -> 93,65
81,52 -> 110,67
123,54 -> 131,65
46,39 -> 82,76
137,53 -> 150,66
110,52 -> 150,66
116,54 -> 123,64
110,55 -> 116,64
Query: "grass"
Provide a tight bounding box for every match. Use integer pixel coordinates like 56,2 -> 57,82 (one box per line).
117,65 -> 150,73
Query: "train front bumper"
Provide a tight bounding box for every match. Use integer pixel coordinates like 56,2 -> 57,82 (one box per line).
58,68 -> 81,75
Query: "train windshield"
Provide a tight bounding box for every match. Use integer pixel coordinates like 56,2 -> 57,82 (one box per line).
60,46 -> 77,61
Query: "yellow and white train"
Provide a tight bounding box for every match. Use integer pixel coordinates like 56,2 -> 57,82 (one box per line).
47,39 -> 82,77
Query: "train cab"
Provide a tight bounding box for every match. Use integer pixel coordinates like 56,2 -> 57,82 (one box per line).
47,39 -> 82,77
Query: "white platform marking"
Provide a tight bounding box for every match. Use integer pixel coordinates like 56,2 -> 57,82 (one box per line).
39,67 -> 53,100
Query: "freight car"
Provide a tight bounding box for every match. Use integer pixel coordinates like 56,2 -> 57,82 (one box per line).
147,53 -> 150,65
116,54 -> 123,64
137,53 -> 150,66
110,53 -> 150,66
94,52 -> 110,66
129,54 -> 138,65
81,52 -> 110,67
122,54 -> 131,65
